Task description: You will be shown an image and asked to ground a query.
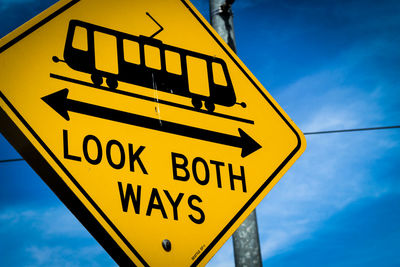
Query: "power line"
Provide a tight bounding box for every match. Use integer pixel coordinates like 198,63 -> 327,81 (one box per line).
304,125 -> 400,135
1,125 -> 399,164
0,158 -> 25,163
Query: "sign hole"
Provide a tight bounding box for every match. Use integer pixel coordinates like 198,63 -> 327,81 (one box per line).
162,239 -> 172,252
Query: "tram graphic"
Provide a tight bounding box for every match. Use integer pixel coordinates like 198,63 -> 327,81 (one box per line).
53,19 -> 244,112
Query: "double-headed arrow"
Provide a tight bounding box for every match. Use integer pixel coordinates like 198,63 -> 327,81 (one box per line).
42,89 -> 261,157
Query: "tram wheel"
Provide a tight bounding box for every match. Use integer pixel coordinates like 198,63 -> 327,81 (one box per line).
192,97 -> 202,110
205,101 -> 215,112
106,77 -> 118,89
91,74 -> 103,87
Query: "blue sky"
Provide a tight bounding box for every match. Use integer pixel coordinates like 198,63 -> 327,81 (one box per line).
1,0 -> 399,266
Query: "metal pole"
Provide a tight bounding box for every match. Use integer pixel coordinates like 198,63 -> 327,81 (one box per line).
209,1 -> 263,266
209,0 -> 237,53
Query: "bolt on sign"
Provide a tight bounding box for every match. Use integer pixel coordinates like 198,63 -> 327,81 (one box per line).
0,0 -> 306,266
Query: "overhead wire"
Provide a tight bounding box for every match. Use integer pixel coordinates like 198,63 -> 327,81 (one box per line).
0,124 -> 399,164
0,158 -> 25,163
0,125 -> 400,163
303,125 -> 400,135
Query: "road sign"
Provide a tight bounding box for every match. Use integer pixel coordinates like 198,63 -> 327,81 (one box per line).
0,0 -> 306,266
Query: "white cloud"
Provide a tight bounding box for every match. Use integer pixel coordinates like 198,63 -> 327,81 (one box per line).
254,132 -> 390,261
26,246 -> 54,266
25,245 -> 110,267
37,207 -> 87,237
0,205 -> 87,238
0,205 -> 116,266
251,38 -> 399,259
209,30 -> 400,262
207,238 -> 234,267
260,221 -> 312,259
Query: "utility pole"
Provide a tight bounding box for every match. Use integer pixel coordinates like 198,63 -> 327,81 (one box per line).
209,1 -> 263,266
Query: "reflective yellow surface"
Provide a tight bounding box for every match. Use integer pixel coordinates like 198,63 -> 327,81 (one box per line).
0,0 -> 306,266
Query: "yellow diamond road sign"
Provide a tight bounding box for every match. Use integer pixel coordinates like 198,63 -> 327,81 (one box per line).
0,0 -> 306,265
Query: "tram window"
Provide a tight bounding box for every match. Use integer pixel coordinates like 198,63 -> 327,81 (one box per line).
212,62 -> 227,86
72,26 -> 88,51
144,45 -> 161,70
165,50 -> 181,75
123,39 -> 140,64
94,31 -> 118,74
187,56 -> 210,97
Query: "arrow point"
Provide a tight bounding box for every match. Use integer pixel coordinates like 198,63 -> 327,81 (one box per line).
42,88 -> 70,120
239,128 -> 262,157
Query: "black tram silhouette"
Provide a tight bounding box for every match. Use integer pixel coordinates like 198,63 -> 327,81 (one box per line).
58,20 -> 241,112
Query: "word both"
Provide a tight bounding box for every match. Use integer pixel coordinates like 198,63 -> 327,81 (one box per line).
62,130 -> 248,224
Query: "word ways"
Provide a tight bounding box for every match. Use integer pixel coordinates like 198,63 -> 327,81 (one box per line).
63,130 -> 247,225
118,152 -> 247,225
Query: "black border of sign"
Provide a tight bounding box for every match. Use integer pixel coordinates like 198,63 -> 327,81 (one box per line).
0,0 -> 302,266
